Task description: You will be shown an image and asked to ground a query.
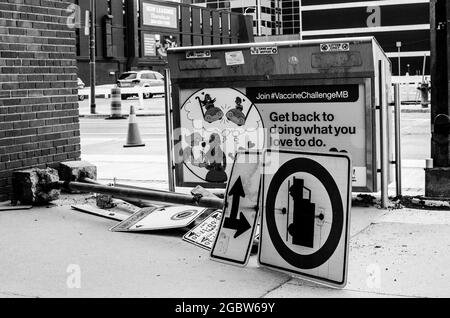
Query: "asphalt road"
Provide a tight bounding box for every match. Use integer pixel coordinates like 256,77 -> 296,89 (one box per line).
80,116 -> 169,185
80,111 -> 431,189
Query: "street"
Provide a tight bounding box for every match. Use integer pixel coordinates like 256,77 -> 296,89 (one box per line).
80,108 -> 431,194
80,116 -> 169,187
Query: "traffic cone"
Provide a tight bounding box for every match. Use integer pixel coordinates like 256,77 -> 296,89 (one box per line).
124,106 -> 146,148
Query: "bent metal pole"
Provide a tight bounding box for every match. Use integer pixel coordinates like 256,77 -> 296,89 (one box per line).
53,181 -> 224,210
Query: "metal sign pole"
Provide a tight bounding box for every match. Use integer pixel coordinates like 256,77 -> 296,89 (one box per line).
396,41 -> 402,76
164,68 -> 176,192
379,60 -> 389,208
394,83 -> 402,197
299,0 -> 303,40
55,181 -> 224,210
89,0 -> 96,114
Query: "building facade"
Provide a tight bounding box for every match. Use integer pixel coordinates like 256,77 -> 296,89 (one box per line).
198,0 -> 431,76
74,0 -> 253,85
300,0 -> 430,76
0,0 -> 81,201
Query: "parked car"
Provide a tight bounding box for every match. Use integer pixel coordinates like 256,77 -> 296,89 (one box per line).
117,70 -> 164,99
77,78 -> 86,101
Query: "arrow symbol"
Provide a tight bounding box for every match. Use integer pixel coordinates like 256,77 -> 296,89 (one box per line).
223,177 -> 251,239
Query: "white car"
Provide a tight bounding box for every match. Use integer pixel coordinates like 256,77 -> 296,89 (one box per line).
117,70 -> 165,99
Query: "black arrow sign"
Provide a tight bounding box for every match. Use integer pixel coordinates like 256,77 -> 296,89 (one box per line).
224,177 -> 251,239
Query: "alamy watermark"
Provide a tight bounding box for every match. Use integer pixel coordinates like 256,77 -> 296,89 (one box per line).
66,264 -> 81,289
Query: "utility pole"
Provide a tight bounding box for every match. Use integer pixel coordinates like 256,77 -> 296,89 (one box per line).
426,0 -> 450,197
89,0 -> 96,114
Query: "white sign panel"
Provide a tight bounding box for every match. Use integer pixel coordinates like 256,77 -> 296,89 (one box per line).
143,33 -> 157,57
320,42 -> 350,52
259,150 -> 352,288
210,152 -> 262,266
183,211 -> 222,250
177,84 -> 367,188
250,46 -> 278,55
186,50 -> 211,59
246,85 -> 367,188
110,206 -> 208,232
142,2 -> 178,29
225,51 -> 245,66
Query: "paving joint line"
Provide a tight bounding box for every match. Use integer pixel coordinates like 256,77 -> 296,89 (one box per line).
259,276 -> 294,298
283,282 -> 421,298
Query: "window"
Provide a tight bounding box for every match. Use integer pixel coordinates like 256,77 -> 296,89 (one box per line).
119,72 -> 137,80
141,73 -> 157,80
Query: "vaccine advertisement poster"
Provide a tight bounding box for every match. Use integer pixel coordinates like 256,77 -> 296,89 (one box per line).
175,84 -> 367,188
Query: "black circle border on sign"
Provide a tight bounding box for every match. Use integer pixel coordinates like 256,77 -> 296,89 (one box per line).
266,157 -> 344,269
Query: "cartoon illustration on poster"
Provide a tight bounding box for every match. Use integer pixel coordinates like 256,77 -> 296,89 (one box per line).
177,88 -> 265,184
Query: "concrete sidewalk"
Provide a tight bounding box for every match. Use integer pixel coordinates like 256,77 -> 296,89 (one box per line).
0,193 -> 448,298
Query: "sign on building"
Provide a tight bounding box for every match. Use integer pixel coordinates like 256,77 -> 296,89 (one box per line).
143,33 -> 157,56
142,2 -> 178,29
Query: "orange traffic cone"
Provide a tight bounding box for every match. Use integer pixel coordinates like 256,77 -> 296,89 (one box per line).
124,106 -> 146,148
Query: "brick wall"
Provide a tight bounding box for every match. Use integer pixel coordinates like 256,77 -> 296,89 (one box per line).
0,0 -> 80,201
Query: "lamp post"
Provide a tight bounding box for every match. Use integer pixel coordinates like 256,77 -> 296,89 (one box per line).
256,0 -> 262,36
396,41 -> 402,76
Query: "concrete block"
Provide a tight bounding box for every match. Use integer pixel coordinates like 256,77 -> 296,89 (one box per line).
12,168 -> 60,205
58,161 -> 97,182
425,167 -> 450,198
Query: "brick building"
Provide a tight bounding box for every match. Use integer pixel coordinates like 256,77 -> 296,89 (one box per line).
0,0 -> 80,201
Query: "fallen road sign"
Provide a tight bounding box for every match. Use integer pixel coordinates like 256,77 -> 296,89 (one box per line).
71,204 -> 136,221
110,206 -> 209,232
258,149 -> 352,288
210,151 -> 262,266
183,210 -> 223,250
